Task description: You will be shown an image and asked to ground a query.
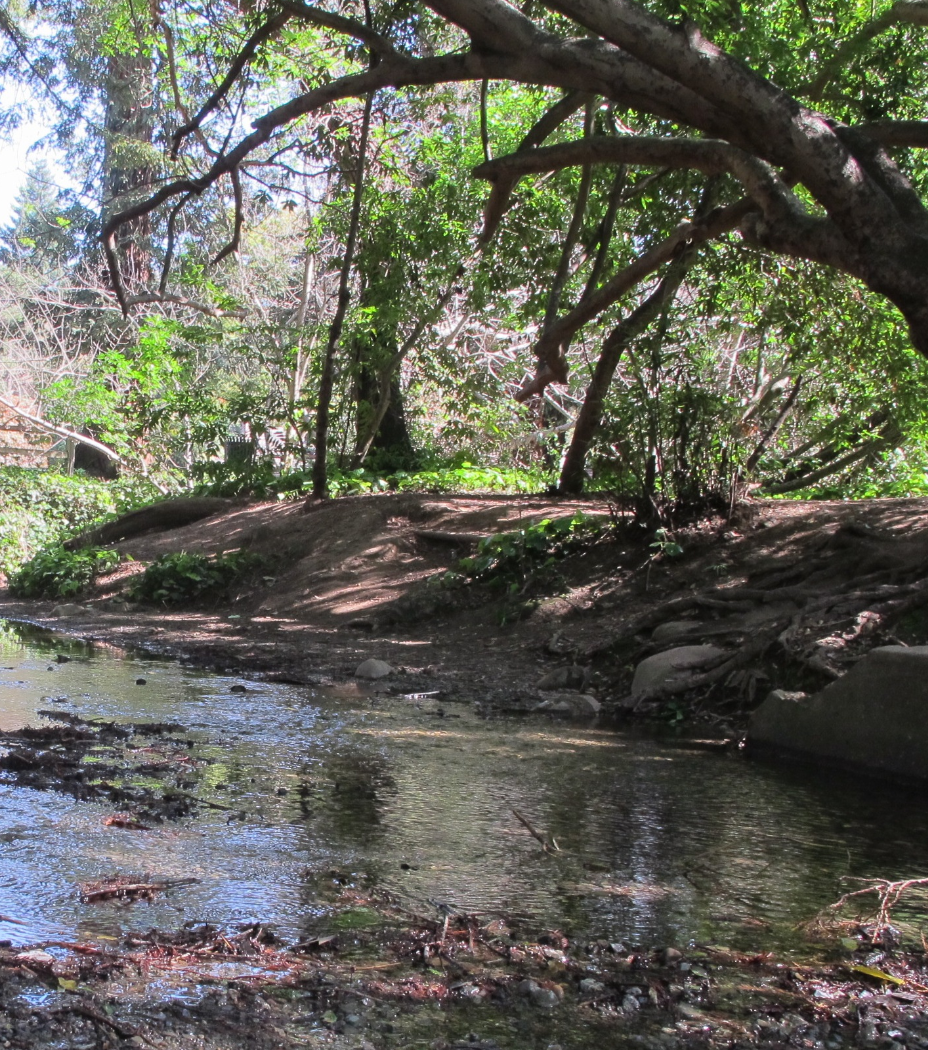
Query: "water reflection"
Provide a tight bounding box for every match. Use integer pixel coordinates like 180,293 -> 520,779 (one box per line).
0,619 -> 925,951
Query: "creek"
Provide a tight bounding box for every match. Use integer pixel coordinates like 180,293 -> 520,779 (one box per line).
0,619 -> 926,954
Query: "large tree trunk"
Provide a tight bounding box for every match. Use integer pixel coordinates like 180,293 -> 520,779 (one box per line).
102,49 -> 155,287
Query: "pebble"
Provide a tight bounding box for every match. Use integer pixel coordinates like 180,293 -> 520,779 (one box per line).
579,978 -> 605,994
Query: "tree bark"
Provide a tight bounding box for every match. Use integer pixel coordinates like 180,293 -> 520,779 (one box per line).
310,90 -> 374,498
558,251 -> 695,494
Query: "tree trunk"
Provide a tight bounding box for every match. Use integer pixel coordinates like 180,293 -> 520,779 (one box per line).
102,49 -> 155,287
311,90 -> 374,499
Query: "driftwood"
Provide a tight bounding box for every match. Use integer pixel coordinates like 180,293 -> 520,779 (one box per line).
413,530 -> 485,546
65,497 -> 232,550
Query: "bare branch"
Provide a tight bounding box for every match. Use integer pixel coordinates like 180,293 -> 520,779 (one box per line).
159,192 -> 194,294
212,167 -> 244,265
124,293 -> 247,319
170,10 -> 291,159
0,394 -> 124,466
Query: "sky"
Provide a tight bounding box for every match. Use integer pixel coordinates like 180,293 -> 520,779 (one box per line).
0,86 -> 58,227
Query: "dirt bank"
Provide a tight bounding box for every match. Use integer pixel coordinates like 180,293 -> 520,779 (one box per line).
3,491 -> 928,730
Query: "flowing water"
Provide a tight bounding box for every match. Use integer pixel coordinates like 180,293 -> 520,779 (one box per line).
0,619 -> 926,953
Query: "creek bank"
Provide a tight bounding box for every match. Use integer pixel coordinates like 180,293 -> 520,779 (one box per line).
6,492 -> 928,746
749,646 -> 928,782
2,904 -> 928,1050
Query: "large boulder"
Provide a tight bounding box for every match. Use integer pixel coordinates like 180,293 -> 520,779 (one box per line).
748,646 -> 928,780
631,645 -> 727,698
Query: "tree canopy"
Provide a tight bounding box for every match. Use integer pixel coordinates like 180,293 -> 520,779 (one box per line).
1,0 -> 927,507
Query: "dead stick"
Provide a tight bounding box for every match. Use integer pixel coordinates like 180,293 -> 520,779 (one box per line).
512,808 -> 559,853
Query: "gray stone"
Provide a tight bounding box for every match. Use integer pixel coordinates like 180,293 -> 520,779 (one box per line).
579,978 -> 606,994
535,693 -> 601,718
517,979 -> 561,1008
354,658 -> 393,680
52,603 -> 98,618
631,645 -> 726,698
749,646 -> 928,780
651,620 -> 702,644
535,665 -> 591,691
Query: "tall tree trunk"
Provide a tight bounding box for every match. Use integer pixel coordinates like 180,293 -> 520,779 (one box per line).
102,47 -> 154,287
311,90 -> 374,498
557,251 -> 695,494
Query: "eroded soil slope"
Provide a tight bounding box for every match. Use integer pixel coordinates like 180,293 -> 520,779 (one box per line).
4,492 -> 928,722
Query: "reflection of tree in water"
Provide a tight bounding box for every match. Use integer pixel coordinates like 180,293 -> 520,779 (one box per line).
296,746 -> 397,848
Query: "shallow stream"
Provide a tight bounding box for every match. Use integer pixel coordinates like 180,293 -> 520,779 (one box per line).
0,620 -> 926,954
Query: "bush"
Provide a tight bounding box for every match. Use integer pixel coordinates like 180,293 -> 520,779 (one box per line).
8,546 -> 120,599
455,512 -> 603,587
0,468 -> 163,578
127,550 -> 267,606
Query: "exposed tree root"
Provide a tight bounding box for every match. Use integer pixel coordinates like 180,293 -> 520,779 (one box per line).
591,519 -> 928,707
65,497 -> 234,550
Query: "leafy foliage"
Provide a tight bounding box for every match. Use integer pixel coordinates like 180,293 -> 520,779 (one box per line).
127,550 -> 267,606
8,545 -> 119,599
455,513 -> 602,588
0,469 -> 160,578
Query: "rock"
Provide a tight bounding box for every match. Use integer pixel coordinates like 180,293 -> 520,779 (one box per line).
52,603 -> 86,618
535,665 -> 591,691
354,658 -> 393,680
749,646 -> 928,780
517,979 -> 560,1008
631,645 -> 726,698
651,620 -> 702,644
535,693 -> 601,718
16,949 -> 55,968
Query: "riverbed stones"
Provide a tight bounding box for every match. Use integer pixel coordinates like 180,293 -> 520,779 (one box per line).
354,658 -> 393,680
631,645 -> 726,698
534,692 -> 601,718
535,665 -> 590,691
749,646 -> 928,780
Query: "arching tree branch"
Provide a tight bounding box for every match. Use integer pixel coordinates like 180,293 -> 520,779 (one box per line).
170,10 -> 291,159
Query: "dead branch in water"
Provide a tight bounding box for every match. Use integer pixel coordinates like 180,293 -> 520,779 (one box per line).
512,808 -> 560,853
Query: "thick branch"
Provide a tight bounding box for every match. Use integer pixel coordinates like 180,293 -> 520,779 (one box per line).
480,90 -> 591,241
278,0 -> 397,56
212,167 -> 244,264
170,11 -> 291,159
525,196 -> 753,383
857,120 -> 928,148
0,395 -> 123,466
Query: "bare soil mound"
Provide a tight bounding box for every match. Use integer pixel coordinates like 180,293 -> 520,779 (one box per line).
4,492 -> 928,726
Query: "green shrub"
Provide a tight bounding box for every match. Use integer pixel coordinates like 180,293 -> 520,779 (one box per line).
0,468 -> 163,578
455,513 -> 603,587
127,550 -> 266,606
193,460 -> 549,500
8,546 -> 120,599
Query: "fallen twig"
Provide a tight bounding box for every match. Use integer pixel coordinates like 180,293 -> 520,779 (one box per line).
512,808 -> 560,853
